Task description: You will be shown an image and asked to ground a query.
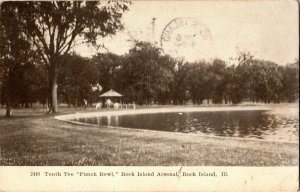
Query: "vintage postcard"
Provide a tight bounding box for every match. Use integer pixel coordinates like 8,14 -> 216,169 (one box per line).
0,0 -> 298,191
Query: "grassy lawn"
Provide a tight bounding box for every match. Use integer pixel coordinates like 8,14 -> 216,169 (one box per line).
0,106 -> 298,166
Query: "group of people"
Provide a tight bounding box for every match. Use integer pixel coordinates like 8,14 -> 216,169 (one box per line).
101,99 -> 136,110
85,98 -> 136,110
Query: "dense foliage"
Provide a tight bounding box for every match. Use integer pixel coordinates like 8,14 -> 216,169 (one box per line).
0,1 -> 129,114
1,36 -> 299,112
61,43 -> 299,106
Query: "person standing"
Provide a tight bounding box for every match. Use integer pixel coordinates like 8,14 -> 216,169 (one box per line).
83,99 -> 88,109
106,98 -> 112,109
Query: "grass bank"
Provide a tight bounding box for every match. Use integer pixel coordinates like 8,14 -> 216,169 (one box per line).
0,106 -> 298,166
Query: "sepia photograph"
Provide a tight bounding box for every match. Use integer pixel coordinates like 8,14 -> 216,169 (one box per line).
0,0 -> 298,191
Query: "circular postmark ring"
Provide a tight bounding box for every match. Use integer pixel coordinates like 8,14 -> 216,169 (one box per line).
160,17 -> 212,60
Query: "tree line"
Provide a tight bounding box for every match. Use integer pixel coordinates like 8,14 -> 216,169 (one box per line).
92,42 -> 299,105
1,41 -> 298,113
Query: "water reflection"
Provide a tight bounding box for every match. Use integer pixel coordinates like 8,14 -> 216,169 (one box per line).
76,110 -> 298,143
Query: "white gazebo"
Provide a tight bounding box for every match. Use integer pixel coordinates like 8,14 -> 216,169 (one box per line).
99,89 -> 123,104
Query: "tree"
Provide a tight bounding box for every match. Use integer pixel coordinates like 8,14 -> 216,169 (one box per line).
34,64 -> 50,107
229,51 -> 254,104
155,54 -> 177,104
209,59 -> 227,104
280,61 -> 299,102
171,60 -> 188,105
91,53 -> 124,92
2,1 -> 130,113
250,60 -> 283,103
119,42 -> 176,105
58,54 -> 98,108
184,61 -> 209,104
223,65 -> 235,104
0,3 -> 38,116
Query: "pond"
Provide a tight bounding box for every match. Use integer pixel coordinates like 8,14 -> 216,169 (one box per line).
74,110 -> 299,143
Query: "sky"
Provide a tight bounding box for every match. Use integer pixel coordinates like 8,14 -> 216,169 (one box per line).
74,0 -> 299,65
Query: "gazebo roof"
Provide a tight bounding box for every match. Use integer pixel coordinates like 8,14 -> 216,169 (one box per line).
99,89 -> 123,97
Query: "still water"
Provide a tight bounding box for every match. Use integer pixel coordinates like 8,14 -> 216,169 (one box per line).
75,110 -> 299,143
